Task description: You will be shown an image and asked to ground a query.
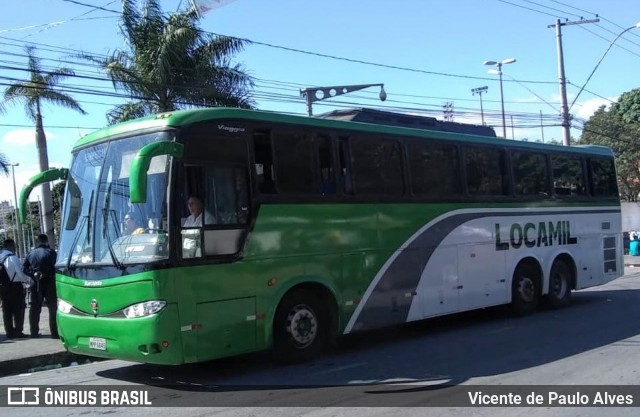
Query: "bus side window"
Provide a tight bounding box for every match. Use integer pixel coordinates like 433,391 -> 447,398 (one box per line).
465,147 -> 508,196
204,166 -> 249,225
318,135 -> 336,195
511,151 -> 550,197
589,158 -> 618,197
254,131 -> 276,194
408,140 -> 462,198
551,155 -> 586,197
338,137 -> 353,195
351,136 -> 405,196
273,131 -> 315,194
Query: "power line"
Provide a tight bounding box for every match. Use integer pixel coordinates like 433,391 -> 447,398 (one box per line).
576,25 -> 640,59
551,0 -> 640,39
52,0 -> 556,85
501,0 -> 640,59
0,50 -> 568,115
566,81 -> 616,103
0,123 -> 102,129
0,0 -> 616,131
0,73 -> 565,131
521,0 -> 582,19
0,47 -> 563,108
59,0 -> 120,14
497,0 -> 563,18
20,1 -> 119,40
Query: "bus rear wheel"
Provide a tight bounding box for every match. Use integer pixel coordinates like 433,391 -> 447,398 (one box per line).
273,289 -> 327,363
546,260 -> 572,309
511,263 -> 539,316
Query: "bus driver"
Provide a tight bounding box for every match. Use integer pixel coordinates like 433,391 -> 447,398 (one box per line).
182,194 -> 215,258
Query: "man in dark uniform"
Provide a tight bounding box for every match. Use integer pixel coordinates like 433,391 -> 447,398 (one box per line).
23,234 -> 58,339
0,239 -> 31,339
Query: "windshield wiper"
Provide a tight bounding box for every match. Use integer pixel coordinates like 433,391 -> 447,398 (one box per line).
66,216 -> 87,271
102,208 -> 127,271
66,190 -> 93,271
102,183 -> 125,270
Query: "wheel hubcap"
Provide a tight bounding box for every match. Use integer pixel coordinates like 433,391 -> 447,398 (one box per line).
518,277 -> 535,303
287,305 -> 317,347
552,273 -> 566,298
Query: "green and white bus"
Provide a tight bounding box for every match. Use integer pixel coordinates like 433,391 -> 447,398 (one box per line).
20,108 -> 622,365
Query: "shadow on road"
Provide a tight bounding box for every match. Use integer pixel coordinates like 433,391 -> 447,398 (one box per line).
95,285 -> 640,401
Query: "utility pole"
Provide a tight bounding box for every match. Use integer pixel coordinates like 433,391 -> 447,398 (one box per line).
510,115 -> 515,139
471,86 -> 488,125
442,102 -> 454,122
548,18 -> 599,146
540,110 -> 545,143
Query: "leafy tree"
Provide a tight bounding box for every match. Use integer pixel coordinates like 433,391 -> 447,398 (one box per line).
2,211 -> 19,241
84,0 -> 254,125
0,46 -> 86,248
615,89 -> 640,125
0,99 -> 12,176
52,181 -> 65,246
24,201 -> 43,250
579,88 -> 640,201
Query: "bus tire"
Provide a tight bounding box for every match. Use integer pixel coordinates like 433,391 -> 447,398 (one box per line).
511,263 -> 539,316
273,289 -> 328,364
546,260 -> 572,309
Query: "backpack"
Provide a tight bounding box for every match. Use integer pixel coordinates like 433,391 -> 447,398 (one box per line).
0,254 -> 13,295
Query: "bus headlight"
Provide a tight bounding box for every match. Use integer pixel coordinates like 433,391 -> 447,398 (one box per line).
123,300 -> 167,318
58,298 -> 73,314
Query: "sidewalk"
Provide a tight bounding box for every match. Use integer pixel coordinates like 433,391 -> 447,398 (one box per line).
0,306 -> 95,377
625,255 -> 640,267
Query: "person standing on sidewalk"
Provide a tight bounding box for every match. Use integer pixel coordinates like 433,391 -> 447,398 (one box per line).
0,239 -> 32,339
22,234 -> 58,339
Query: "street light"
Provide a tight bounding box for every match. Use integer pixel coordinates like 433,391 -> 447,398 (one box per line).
483,58 -> 516,138
300,83 -> 387,116
471,86 -> 488,125
9,162 -> 25,258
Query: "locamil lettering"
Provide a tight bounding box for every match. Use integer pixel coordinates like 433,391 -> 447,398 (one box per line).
495,221 -> 577,251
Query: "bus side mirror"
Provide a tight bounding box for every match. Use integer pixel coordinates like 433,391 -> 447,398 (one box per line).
130,141 -> 183,204
19,168 -> 69,224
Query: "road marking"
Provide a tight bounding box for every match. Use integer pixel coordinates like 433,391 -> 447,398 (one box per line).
348,377 -> 452,386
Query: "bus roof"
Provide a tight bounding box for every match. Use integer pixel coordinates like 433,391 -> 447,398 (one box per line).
74,107 -> 614,157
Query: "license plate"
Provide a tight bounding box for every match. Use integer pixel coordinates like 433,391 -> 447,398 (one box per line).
89,337 -> 107,350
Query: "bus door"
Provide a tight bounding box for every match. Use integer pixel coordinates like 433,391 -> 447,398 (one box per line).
176,121 -> 255,361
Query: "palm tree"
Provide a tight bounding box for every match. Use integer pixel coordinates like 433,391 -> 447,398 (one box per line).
0,153 -> 9,176
0,46 -> 86,248
85,0 -> 254,125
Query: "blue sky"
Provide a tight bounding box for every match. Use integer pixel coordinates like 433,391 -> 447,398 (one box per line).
1,0 -> 639,205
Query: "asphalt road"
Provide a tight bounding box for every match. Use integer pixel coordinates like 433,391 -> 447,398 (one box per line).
3,267 -> 640,416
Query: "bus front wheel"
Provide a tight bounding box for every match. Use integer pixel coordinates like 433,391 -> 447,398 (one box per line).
273,289 -> 328,363
511,263 -> 540,316
546,260 -> 572,309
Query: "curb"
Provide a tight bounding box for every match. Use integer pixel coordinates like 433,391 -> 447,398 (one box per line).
0,351 -> 100,378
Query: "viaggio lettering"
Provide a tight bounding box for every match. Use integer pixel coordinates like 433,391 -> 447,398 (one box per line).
217,124 -> 245,133
495,220 -> 577,251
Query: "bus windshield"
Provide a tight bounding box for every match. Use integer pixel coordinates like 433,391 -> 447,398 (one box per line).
58,131 -> 173,269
